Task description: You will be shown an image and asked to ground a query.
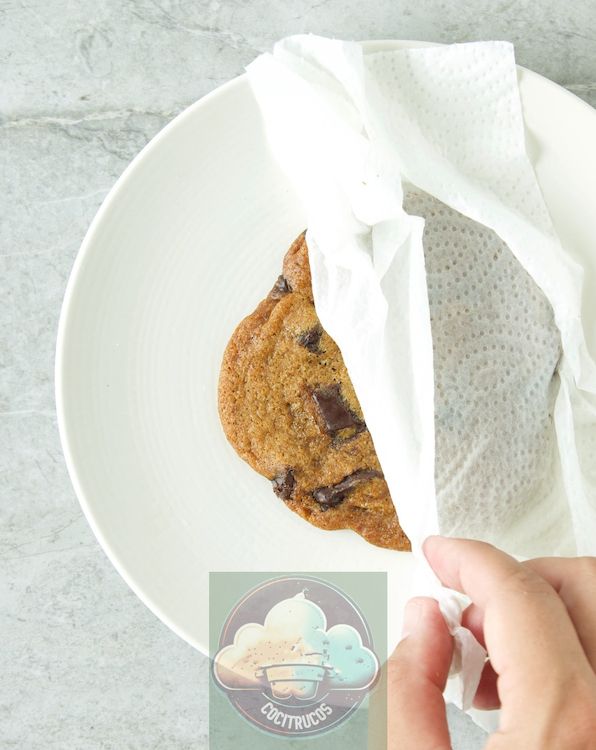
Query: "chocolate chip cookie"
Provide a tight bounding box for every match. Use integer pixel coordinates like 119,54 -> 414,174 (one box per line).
218,232 -> 410,551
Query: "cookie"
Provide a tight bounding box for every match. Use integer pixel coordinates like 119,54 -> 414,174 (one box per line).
218,232 -> 410,551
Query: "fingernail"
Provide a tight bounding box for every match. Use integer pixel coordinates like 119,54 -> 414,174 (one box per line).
401,598 -> 422,639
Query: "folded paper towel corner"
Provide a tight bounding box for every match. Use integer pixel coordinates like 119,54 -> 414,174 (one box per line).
245,35 -> 596,726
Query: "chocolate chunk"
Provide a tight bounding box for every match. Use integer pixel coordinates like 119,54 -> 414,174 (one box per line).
270,275 -> 291,299
312,385 -> 364,436
298,326 -> 323,353
313,470 -> 383,509
272,468 -> 296,500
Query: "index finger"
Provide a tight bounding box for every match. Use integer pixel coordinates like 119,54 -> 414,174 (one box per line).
423,536 -> 592,729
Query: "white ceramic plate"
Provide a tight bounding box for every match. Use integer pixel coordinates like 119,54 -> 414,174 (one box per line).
56,41 -> 596,656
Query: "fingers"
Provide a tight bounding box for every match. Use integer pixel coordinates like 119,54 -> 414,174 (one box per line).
388,597 -> 453,750
472,660 -> 499,710
462,556 -> 596,712
523,556 -> 596,671
461,601 -> 485,647
461,604 -> 500,709
423,536 -> 593,730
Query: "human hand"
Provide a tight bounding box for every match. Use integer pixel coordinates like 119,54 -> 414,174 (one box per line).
388,536 -> 596,749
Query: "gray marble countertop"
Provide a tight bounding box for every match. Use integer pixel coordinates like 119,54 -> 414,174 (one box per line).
2,2 -> 595,748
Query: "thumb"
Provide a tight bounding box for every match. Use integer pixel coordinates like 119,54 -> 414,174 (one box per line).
388,597 -> 454,750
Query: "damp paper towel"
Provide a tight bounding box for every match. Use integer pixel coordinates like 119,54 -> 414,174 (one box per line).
246,36 -> 596,727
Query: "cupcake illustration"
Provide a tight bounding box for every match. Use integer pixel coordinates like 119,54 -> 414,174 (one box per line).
256,649 -> 331,700
213,591 -> 378,700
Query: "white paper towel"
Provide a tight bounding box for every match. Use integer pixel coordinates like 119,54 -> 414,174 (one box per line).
246,36 -> 596,728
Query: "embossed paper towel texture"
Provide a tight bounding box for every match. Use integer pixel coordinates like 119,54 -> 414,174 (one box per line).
246,36 -> 596,723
